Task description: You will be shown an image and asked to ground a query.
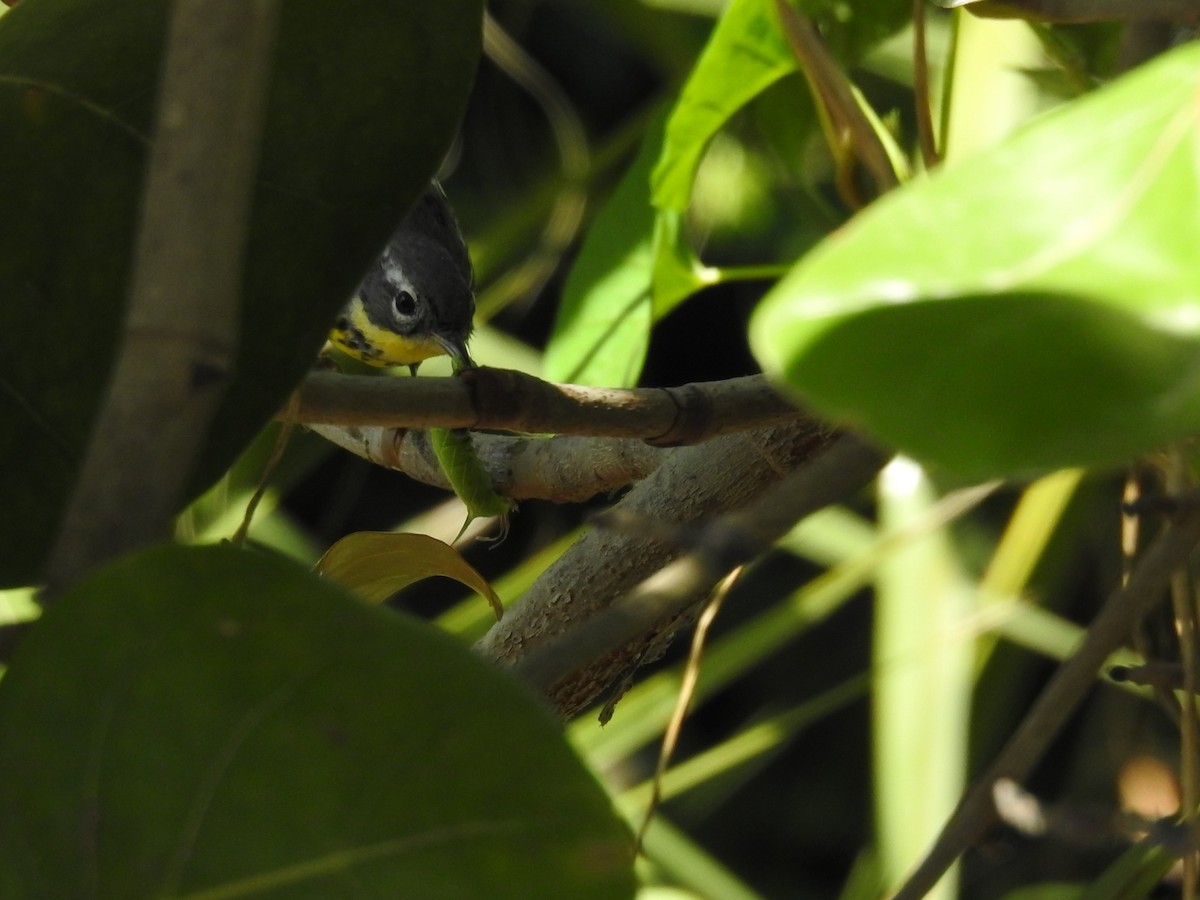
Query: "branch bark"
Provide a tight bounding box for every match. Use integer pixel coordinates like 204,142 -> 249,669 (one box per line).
475,421 -> 885,718
941,0 -> 1200,23
288,369 -> 802,444
500,434 -> 888,712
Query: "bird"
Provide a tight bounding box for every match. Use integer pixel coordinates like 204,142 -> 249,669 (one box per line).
329,183 -> 475,374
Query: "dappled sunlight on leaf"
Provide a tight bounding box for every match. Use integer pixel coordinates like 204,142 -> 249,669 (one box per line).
752,42 -> 1200,477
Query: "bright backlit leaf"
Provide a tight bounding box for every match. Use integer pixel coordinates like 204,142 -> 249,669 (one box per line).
751,42 -> 1200,478
544,109 -> 666,387
651,0 -> 796,213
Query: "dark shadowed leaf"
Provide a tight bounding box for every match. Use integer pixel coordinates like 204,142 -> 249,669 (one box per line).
0,544 -> 635,898
0,0 -> 482,585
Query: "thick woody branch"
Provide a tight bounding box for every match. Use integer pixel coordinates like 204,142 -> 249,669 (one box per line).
494,433 -> 888,712
475,421 -> 883,718
287,369 -> 802,446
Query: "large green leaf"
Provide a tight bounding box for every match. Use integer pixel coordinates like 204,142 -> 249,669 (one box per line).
0,544 -> 635,898
544,109 -> 665,387
646,0 -> 909,323
650,0 -> 796,214
650,0 -> 909,214
0,0 -> 481,585
751,42 -> 1200,478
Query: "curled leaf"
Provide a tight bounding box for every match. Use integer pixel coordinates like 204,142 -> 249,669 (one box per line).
317,531 -> 502,621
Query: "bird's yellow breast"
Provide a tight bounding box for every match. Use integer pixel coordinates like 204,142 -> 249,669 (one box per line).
329,298 -> 447,367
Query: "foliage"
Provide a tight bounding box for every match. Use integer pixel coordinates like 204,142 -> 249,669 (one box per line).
1,0 -> 1198,897
0,544 -> 632,898
751,42 -> 1200,478
0,0 -> 481,585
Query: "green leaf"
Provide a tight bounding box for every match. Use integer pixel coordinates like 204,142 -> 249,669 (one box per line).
650,0 -> 796,213
317,531 -> 503,620
0,544 -> 635,898
0,0 -> 482,586
650,0 -> 909,214
1081,840 -> 1175,900
644,0 -> 908,323
873,459 -> 972,898
1003,885 -> 1085,900
544,109 -> 665,387
750,42 -> 1200,478
650,209 -> 717,318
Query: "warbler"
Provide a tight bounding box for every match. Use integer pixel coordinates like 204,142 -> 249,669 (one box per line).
330,183 -> 475,373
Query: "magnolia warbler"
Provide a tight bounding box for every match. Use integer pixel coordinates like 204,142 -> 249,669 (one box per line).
330,183 -> 475,373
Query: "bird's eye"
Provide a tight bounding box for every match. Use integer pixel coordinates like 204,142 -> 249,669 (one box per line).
392,290 -> 417,318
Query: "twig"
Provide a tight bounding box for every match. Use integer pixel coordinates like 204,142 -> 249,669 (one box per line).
287,369 -> 803,444
993,777 -> 1178,849
1110,662 -> 1186,691
45,1 -> 279,594
1166,449 -> 1200,899
893,500 -> 1200,900
233,391 -> 300,545
636,568 -> 740,852
913,0 -> 940,168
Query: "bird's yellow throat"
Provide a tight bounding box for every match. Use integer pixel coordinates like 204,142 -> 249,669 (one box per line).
328,297 -> 449,368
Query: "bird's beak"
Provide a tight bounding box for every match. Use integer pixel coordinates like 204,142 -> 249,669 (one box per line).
434,333 -> 475,370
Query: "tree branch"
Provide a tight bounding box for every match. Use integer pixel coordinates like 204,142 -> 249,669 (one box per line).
475,421 -> 886,718
288,369 -> 802,445
939,0 -> 1200,23
491,433 -> 887,715
45,1 -> 279,593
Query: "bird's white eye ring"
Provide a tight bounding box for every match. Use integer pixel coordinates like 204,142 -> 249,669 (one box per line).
393,289 -> 418,318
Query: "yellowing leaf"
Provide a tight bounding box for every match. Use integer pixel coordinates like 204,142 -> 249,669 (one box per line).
316,532 -> 502,620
